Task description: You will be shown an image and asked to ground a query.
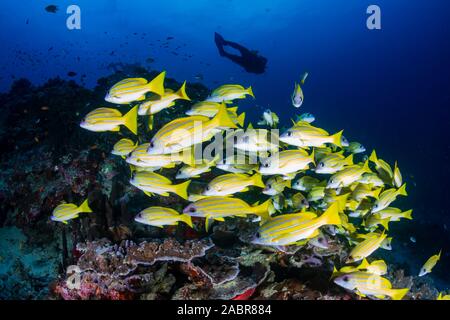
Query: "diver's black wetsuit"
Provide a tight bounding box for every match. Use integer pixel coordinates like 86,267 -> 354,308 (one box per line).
214,32 -> 267,74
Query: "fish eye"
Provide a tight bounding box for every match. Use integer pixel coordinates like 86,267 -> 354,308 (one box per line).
243,136 -> 250,143
205,186 -> 210,191
256,232 -> 260,238
319,162 -> 324,167
189,207 -> 196,213
343,276 -> 349,282
149,142 -> 154,148
287,131 -> 292,137
267,184 -> 271,189
264,163 -> 270,168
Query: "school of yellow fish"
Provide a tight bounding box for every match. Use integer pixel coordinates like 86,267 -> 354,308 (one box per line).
50,70 -> 446,300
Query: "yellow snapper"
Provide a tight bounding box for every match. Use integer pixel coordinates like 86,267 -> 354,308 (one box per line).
134,206 -> 193,228
372,184 -> 407,213
345,142 -> 366,154
259,149 -> 315,178
369,150 -> 394,184
105,71 -> 166,104
176,155 -> 219,179
315,152 -> 354,174
263,176 -> 292,196
233,127 -> 279,153
347,231 -> 387,263
257,109 -> 279,128
51,199 -> 92,224
147,103 -> 237,154
111,138 -> 137,157
80,106 -> 138,135
334,272 -> 409,300
216,154 -> 258,174
286,192 -> 310,210
333,258 -> 387,277
183,197 -> 273,231
327,161 -> 371,189
252,202 -> 341,246
130,171 -> 191,200
186,102 -> 245,127
206,84 -> 254,103
358,172 -> 385,187
292,176 -> 325,192
291,72 -> 308,108
419,250 -> 442,277
350,183 -> 381,202
307,186 -> 326,202
393,161 -> 402,188
373,207 -> 413,221
126,143 -> 194,168
280,122 -> 343,148
203,172 -> 265,196
137,81 -> 190,116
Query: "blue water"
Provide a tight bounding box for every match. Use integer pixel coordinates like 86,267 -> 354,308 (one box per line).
1,0 -> 449,289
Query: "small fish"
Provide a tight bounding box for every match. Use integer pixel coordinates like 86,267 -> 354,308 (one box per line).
280,123 -> 343,148
186,102 -> 245,126
263,176 -> 291,196
176,155 -> 219,179
315,152 -> 353,174
372,184 -> 407,213
130,171 -> 191,199
206,84 -> 254,103
351,183 -> 381,202
135,206 -> 193,228
334,272 -> 409,300
374,207 -> 413,222
410,236 -> 416,243
257,109 -> 279,128
137,81 -> 190,116
296,112 -> 315,123
369,150 -> 394,184
340,135 -> 350,147
147,103 -> 237,154
419,250 -> 442,277
216,156 -> 258,174
307,186 -> 326,202
111,138 -> 137,157
234,127 -> 279,153
286,192 -> 309,210
203,173 -> 265,196
345,142 -> 366,154
358,173 -> 385,187
291,72 -> 308,108
309,232 -> 329,249
393,161 -> 402,188
45,5 -> 58,13
51,199 -> 92,224
80,106 -> 138,135
327,161 -> 371,189
259,149 -> 315,178
105,71 -> 166,104
347,231 -> 387,263
183,197 -> 273,231
252,202 -> 341,246
292,176 -> 324,192
437,293 -> 450,300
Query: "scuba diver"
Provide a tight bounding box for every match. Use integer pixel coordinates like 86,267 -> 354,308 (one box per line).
214,32 -> 267,74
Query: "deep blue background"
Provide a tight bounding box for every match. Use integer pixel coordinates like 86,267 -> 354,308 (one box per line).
1,0 -> 449,288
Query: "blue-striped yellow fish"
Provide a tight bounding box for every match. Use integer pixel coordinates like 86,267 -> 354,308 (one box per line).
186,102 -> 245,126
134,206 -> 193,228
334,271 -> 409,300
373,207 -> 413,222
292,176 -> 324,192
345,142 -> 366,154
315,152 -> 354,174
252,202 -> 341,246
203,172 -> 265,196
263,176 -> 292,196
393,161 -> 402,188
419,250 -> 442,277
176,155 -> 220,179
280,122 -> 343,148
137,81 -> 190,116
372,184 -> 407,213
259,149 -> 315,179
130,171 -> 190,199
369,150 -> 394,183
347,231 -> 387,263
233,127 -> 279,153
111,138 -> 137,157
80,106 -> 138,135
183,197 -> 273,231
147,103 -> 237,154
105,71 -> 166,104
51,199 -> 92,224
327,161 -> 371,189
206,84 -> 254,103
126,143 -> 194,168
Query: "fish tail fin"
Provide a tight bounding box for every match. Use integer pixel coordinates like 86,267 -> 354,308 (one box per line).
237,112 -> 246,127
182,214 -> 193,228
403,209 -> 413,220
330,130 -> 343,147
345,154 -> 354,166
148,114 -> 154,131
176,81 -> 191,100
369,149 -> 378,163
301,72 -> 308,84
246,86 -> 255,98
251,173 -> 265,188
147,71 -> 166,96
251,199 -> 272,221
122,106 -> 138,135
78,199 -> 92,213
380,218 -> 390,231
362,160 -> 371,173
172,180 -> 191,200
319,202 -> 341,226
210,103 -> 238,129
397,183 -> 408,196
285,179 -> 292,188
390,288 -> 409,300
372,188 -> 382,199
310,148 -> 316,166
438,249 -> 442,259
